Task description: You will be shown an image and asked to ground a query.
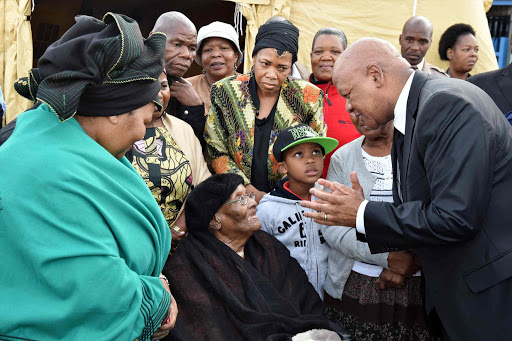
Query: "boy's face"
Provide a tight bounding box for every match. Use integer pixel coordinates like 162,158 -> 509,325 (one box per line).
278,142 -> 324,185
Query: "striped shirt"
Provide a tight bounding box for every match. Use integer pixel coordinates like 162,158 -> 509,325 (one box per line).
361,149 -> 393,203
352,149 -> 393,277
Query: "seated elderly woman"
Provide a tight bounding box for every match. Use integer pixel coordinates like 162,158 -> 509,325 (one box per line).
438,23 -> 479,80
0,13 -> 176,340
164,174 -> 349,341
205,21 -> 326,202
186,21 -> 243,115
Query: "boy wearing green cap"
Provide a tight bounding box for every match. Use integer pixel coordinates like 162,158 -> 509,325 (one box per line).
256,124 -> 338,298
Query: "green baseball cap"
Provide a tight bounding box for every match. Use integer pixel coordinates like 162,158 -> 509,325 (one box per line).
272,124 -> 338,162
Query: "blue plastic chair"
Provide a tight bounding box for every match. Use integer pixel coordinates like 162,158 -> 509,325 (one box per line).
494,36 -> 510,69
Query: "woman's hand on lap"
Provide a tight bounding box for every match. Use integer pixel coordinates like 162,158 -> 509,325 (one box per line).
152,279 -> 178,340
169,213 -> 187,255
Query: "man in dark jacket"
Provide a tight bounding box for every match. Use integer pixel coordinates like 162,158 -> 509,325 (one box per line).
467,34 -> 512,115
152,12 -> 206,142
302,37 -> 512,341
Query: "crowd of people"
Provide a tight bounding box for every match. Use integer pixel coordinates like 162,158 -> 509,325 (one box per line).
0,8 -> 511,341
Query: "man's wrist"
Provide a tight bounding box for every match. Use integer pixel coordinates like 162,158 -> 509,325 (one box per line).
356,199 -> 369,234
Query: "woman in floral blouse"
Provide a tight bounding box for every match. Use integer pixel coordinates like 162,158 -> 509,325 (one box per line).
204,20 -> 326,202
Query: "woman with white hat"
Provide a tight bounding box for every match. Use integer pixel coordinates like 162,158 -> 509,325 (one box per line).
186,21 -> 243,114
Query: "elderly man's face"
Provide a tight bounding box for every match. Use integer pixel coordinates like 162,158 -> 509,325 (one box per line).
333,62 -> 394,131
163,23 -> 197,78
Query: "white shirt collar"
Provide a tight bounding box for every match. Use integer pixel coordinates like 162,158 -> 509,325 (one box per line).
393,72 -> 415,135
291,63 -> 301,79
414,58 -> 425,71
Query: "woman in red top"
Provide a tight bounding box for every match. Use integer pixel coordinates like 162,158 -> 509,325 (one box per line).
309,28 -> 361,178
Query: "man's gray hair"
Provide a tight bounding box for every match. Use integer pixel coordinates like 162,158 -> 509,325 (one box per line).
152,11 -> 195,34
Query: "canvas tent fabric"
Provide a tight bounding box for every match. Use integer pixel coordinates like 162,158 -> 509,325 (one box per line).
228,0 -> 498,75
1,0 -> 33,125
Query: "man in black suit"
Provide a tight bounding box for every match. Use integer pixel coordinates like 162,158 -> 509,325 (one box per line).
302,38 -> 512,340
467,35 -> 512,115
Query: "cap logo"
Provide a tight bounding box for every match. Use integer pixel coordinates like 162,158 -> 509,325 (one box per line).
290,126 -> 316,140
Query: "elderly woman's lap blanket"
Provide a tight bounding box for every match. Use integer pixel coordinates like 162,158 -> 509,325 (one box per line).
165,230 -> 333,340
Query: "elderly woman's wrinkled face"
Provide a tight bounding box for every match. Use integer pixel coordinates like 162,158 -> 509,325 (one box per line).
253,48 -> 292,97
448,34 -> 479,74
158,72 -> 171,112
310,34 -> 344,82
215,184 -> 261,238
201,37 -> 238,81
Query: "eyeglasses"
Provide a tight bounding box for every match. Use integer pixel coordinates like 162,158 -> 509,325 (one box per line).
223,192 -> 256,206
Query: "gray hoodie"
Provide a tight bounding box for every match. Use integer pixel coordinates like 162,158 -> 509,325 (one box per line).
256,179 -> 330,299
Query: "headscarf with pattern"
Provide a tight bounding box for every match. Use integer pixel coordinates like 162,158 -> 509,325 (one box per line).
14,12 -> 165,121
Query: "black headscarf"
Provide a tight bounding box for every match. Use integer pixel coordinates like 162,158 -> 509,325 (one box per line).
185,174 -> 245,234
252,21 -> 299,64
14,13 -> 165,121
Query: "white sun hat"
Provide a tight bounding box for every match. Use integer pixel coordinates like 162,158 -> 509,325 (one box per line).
196,21 -> 243,67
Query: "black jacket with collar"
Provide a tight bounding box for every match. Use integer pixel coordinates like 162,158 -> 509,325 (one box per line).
166,97 -> 205,143
364,71 -> 512,340
467,62 -> 512,115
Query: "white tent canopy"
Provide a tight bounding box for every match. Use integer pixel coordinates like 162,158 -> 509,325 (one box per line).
228,0 -> 498,75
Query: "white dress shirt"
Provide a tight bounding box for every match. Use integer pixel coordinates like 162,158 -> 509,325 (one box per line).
355,72 -> 415,235
413,58 -> 425,71
291,63 -> 301,79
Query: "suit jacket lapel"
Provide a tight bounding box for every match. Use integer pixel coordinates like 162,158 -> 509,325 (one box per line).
498,64 -> 512,110
402,71 -> 428,201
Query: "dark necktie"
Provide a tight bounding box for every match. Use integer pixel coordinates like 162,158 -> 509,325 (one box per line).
393,128 -> 404,203
411,65 -> 418,70
394,128 -> 404,161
